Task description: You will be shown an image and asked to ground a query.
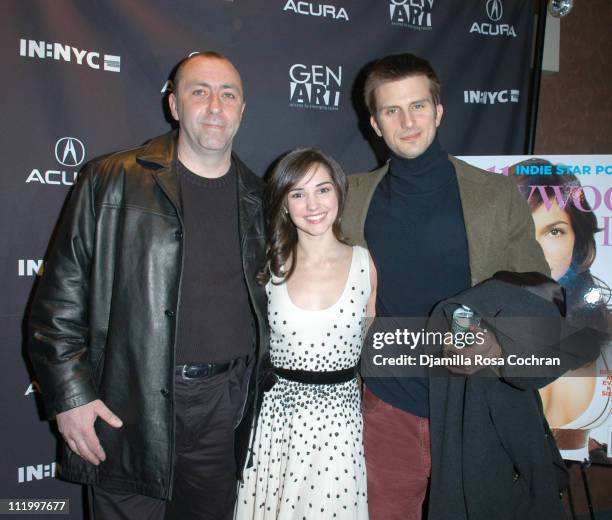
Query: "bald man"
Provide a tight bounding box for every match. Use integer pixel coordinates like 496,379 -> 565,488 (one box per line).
28,52 -> 268,520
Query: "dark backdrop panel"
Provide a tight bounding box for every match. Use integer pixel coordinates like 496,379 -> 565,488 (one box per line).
1,1 -> 534,515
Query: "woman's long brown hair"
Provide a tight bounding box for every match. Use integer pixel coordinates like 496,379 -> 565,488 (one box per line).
259,148 -> 348,285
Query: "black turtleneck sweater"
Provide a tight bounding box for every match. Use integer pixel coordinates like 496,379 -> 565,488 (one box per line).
364,137 -> 471,417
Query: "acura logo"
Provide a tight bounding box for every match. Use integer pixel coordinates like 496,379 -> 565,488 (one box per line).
55,137 -> 85,167
486,0 -> 503,21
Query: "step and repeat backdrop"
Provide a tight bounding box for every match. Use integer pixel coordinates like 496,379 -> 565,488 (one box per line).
4,1 -> 607,518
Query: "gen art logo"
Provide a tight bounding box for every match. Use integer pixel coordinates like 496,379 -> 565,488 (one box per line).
389,0 -> 433,31
289,64 -> 342,111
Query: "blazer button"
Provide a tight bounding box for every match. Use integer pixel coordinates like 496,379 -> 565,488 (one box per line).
160,389 -> 170,398
513,473 -> 520,482
165,309 -> 175,318
175,230 -> 183,240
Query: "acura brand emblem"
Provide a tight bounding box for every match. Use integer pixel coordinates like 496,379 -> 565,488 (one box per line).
486,0 -> 503,21
55,137 -> 85,167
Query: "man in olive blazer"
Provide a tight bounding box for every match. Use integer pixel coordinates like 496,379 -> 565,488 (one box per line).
342,53 -> 557,520
343,154 -> 548,284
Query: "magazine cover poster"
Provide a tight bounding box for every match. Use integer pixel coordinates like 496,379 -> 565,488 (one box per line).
461,155 -> 612,464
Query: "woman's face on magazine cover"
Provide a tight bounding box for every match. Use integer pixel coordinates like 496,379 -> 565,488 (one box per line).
532,201 -> 576,281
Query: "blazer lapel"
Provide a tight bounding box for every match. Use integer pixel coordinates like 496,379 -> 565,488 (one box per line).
345,163 -> 388,246
451,156 -> 495,285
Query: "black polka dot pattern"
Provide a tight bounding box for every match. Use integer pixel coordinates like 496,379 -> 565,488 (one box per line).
235,246 -> 371,519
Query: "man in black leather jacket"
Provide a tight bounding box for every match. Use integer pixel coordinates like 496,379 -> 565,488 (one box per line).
28,51 -> 268,519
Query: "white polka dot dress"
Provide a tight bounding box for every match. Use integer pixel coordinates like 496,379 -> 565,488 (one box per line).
235,245 -> 371,520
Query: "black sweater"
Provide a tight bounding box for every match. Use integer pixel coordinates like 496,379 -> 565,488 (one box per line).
364,137 -> 471,417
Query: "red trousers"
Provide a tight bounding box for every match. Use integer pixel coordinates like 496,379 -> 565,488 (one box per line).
363,385 -> 432,520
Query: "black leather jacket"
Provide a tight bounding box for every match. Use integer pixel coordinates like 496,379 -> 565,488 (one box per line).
28,131 -> 269,499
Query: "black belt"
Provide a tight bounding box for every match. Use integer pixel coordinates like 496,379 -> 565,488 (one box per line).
273,366 -> 358,385
175,362 -> 231,379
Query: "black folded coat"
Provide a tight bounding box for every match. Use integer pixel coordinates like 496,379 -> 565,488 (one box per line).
426,271 -> 569,520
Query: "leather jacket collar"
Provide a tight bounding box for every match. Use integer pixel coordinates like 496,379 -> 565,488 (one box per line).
135,130 -> 263,217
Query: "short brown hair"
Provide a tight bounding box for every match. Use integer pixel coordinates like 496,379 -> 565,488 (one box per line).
364,53 -> 441,115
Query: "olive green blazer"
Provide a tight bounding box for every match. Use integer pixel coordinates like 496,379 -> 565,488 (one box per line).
342,156 -> 550,285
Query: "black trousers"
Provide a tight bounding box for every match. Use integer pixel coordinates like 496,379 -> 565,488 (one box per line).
89,359 -> 249,520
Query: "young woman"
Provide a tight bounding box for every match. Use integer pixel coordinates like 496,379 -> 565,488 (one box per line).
510,158 -> 612,461
235,149 -> 376,519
